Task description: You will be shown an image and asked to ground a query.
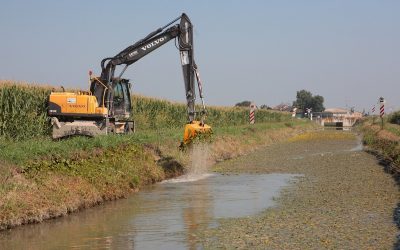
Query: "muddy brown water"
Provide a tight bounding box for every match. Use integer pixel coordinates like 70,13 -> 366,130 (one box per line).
0,173 -> 300,249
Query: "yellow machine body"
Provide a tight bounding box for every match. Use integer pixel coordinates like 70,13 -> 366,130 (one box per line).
183,120 -> 212,145
48,92 -> 107,116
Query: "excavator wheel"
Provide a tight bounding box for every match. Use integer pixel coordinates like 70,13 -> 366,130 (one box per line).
124,121 -> 135,134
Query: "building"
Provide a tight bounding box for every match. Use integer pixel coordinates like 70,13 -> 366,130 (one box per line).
313,108 -> 362,127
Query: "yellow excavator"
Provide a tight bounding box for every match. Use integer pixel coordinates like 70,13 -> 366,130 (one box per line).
48,13 -> 211,145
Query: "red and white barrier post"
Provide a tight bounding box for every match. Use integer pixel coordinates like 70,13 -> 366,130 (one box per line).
379,97 -> 385,128
250,103 -> 256,124
379,98 -> 385,117
371,105 -> 376,124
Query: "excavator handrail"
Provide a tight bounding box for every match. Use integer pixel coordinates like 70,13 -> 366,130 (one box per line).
91,75 -> 108,108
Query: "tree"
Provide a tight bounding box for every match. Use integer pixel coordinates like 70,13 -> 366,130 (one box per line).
311,95 -> 325,112
260,104 -> 272,110
292,90 -> 325,112
235,101 -> 251,107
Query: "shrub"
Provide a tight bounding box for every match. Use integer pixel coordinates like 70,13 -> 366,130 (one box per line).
389,111 -> 400,125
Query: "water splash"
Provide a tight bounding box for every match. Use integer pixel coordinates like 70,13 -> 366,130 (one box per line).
162,143 -> 212,184
187,143 -> 211,175
162,173 -> 215,183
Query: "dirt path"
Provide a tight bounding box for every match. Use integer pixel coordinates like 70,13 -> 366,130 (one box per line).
199,131 -> 399,249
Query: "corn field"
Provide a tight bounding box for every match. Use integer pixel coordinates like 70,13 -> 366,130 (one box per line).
133,95 -> 290,130
0,81 -> 290,140
0,81 -> 51,139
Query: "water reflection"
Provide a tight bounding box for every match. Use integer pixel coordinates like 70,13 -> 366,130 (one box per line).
0,173 -> 300,250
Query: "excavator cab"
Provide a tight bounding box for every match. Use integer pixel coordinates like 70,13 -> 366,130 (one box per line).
90,77 -> 132,119
88,75 -> 134,134
109,78 -> 132,118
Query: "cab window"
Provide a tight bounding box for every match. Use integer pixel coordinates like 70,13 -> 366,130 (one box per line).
113,83 -> 124,106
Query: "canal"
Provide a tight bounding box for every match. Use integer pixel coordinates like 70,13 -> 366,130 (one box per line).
0,131 -> 398,249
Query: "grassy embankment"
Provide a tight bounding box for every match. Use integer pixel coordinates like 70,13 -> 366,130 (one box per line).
0,81 -> 314,230
361,117 -> 400,171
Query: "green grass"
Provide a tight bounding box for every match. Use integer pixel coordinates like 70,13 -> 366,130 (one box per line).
0,128 -> 180,165
386,124 -> 400,137
0,120 -> 310,166
23,143 -> 163,189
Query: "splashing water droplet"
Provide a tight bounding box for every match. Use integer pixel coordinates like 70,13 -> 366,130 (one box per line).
163,143 -> 212,183
187,142 -> 211,175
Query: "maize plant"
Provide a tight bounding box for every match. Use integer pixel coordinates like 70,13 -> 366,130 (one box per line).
0,81 -> 51,139
0,81 -> 291,140
132,95 -> 291,130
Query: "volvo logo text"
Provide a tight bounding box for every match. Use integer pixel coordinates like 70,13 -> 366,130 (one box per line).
141,36 -> 166,51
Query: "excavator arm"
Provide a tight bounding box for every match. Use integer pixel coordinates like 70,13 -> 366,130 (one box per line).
91,13 -> 211,145
96,13 -> 205,124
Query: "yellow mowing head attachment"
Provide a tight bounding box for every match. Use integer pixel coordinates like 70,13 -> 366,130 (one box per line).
182,120 -> 212,147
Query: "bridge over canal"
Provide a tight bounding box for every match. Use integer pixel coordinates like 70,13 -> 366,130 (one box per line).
314,108 -> 362,128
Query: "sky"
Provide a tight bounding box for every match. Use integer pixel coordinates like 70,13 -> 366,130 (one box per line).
0,0 -> 399,112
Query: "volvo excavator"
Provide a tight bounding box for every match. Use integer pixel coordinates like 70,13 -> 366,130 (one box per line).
48,13 -> 211,145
